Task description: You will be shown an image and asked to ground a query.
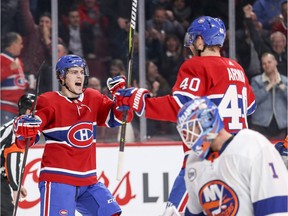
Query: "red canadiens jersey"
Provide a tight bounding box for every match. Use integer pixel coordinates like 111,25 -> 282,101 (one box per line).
25,89 -> 131,186
1,53 -> 27,114
146,56 -> 256,134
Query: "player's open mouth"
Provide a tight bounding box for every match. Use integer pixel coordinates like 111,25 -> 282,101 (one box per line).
75,82 -> 82,86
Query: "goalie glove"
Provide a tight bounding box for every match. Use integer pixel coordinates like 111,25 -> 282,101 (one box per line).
115,87 -> 151,116
14,114 -> 42,139
107,75 -> 126,97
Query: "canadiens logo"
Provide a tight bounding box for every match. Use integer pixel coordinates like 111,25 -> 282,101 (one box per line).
67,122 -> 94,148
199,180 -> 239,216
14,75 -> 26,88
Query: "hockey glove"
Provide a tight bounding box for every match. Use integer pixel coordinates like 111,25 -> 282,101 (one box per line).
275,136 -> 288,169
107,75 -> 126,97
115,87 -> 151,116
14,114 -> 42,138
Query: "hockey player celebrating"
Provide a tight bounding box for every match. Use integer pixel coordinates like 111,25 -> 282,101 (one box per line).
113,16 -> 256,214
177,97 -> 288,215
13,55 -> 133,216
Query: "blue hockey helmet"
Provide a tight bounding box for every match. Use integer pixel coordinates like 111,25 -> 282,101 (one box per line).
176,97 -> 224,160
184,16 -> 226,47
56,55 -> 89,87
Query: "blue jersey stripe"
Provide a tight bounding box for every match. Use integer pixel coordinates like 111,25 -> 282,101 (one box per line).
253,196 -> 288,216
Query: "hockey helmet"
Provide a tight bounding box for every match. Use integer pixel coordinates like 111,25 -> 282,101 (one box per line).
18,93 -> 36,115
176,97 -> 224,160
184,16 -> 226,47
56,55 -> 89,88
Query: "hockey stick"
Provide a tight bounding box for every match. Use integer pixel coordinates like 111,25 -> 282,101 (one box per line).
116,0 -> 138,181
13,61 -> 45,216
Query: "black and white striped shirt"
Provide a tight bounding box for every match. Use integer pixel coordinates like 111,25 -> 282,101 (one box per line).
0,119 -> 23,191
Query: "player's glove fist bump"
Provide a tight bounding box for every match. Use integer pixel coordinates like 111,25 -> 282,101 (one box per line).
115,87 -> 151,116
107,75 -> 126,97
13,114 -> 42,138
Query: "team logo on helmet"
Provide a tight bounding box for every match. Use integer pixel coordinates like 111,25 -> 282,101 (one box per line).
198,17 -> 205,23
199,180 -> 239,215
67,122 -> 94,148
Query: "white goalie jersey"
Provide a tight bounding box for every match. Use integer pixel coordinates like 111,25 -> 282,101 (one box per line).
184,129 -> 288,216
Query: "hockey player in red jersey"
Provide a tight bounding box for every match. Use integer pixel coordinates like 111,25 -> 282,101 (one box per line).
114,16 -> 256,214
13,55 -> 133,216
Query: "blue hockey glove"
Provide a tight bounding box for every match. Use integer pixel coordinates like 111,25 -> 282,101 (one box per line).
275,136 -> 288,157
14,114 -> 42,138
275,136 -> 288,169
107,75 -> 126,97
115,87 -> 151,116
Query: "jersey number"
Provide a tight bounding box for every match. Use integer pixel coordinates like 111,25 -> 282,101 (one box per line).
217,85 -> 247,130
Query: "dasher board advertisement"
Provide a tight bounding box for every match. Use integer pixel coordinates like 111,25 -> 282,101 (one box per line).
17,142 -> 183,216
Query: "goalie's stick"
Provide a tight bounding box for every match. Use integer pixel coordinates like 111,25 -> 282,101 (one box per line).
116,0 -> 138,181
13,61 -> 45,216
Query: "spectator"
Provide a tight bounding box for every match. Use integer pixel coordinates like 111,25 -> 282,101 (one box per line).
19,0 -> 54,93
160,34 -> 185,87
77,0 -> 111,59
59,6 -> 96,59
250,53 -> 287,140
271,0 -> 287,37
170,0 -> 193,30
145,61 -> 174,138
57,42 -> 68,59
252,0 -> 283,30
243,4 -> 287,76
0,93 -> 34,215
146,6 -> 185,67
87,76 -> 102,92
1,32 -> 28,125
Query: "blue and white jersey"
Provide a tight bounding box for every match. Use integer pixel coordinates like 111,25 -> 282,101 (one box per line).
185,129 -> 288,216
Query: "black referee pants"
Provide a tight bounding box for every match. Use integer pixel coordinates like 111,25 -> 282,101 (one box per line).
1,176 -> 14,216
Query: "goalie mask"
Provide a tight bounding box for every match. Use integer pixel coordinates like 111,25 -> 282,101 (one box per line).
177,97 -> 224,160
56,55 -> 89,90
184,16 -> 226,48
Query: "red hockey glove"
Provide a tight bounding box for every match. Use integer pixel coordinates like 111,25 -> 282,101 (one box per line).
115,87 -> 151,116
14,114 -> 41,138
107,75 -> 126,97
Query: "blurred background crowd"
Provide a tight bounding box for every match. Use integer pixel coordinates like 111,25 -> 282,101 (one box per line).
1,0 -> 287,142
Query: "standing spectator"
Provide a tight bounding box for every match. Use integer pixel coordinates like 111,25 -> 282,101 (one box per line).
114,16 -> 256,214
0,93 -> 34,215
252,0 -> 283,30
59,7 -> 96,59
250,53 -> 287,140
19,0 -> 53,94
271,0 -> 287,37
243,4 -> 287,76
1,32 -> 28,125
176,97 -> 288,215
13,55 -> 133,215
77,0 -> 111,59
